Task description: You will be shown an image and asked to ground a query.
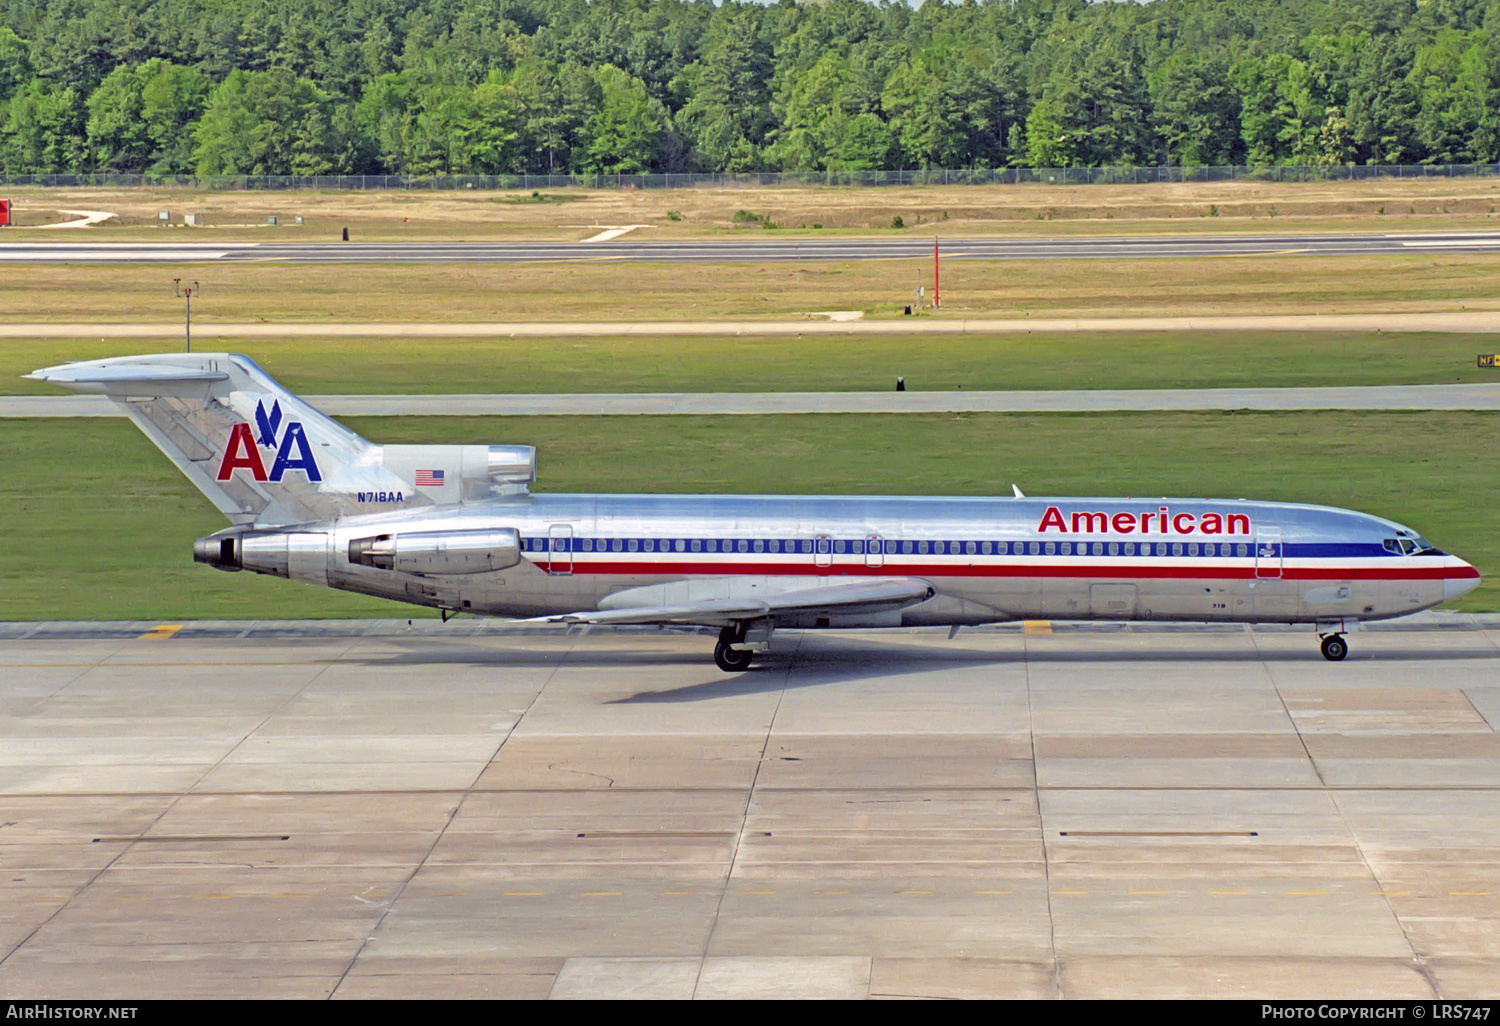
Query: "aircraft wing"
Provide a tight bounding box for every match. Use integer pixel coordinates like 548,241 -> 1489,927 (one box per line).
545,577 -> 935,626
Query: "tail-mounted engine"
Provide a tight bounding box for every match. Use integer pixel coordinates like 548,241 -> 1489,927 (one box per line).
382,445 -> 536,499
348,529 -> 522,575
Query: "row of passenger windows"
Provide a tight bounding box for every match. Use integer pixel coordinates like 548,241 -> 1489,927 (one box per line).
520,537 -> 1259,558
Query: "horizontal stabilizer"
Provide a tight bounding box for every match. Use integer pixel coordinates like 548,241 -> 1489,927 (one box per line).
26,363 -> 228,397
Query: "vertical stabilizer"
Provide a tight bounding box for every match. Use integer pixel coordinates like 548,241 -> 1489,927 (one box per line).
28,353 -> 427,526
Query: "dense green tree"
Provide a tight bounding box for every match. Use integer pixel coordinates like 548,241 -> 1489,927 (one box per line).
87,59 -> 209,172
0,0 -> 1497,174
1409,28 -> 1500,162
193,67 -> 343,174
1232,53 -> 1325,164
0,78 -> 83,172
0,26 -> 30,104
1149,51 -> 1243,165
510,59 -> 602,173
584,65 -> 665,173
766,50 -> 851,170
676,6 -> 773,169
1343,33 -> 1421,164
1025,35 -> 1157,166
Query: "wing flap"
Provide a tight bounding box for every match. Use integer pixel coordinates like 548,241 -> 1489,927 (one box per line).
545,577 -> 934,627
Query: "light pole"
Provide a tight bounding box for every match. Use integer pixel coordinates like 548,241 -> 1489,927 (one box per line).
173,278 -> 199,352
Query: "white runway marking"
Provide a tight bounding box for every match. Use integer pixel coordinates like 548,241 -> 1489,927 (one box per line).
34,209 -> 117,230
578,225 -> 651,242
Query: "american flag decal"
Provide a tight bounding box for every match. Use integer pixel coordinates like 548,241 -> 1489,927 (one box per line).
415,469 -> 445,487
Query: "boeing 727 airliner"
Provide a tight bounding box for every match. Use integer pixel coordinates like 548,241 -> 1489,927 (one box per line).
30,353 -> 1480,669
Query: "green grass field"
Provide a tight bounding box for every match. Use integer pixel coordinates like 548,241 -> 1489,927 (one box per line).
3,253 -> 1500,324
2,411 -> 1493,620
6,331 -> 1499,396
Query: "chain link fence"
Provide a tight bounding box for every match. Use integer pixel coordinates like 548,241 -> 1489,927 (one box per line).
2,165 -> 1500,190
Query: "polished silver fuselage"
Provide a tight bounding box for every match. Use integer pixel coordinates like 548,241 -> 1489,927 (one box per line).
284,493 -> 1478,627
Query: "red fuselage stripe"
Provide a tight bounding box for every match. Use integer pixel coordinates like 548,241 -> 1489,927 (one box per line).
531,559 -> 1478,582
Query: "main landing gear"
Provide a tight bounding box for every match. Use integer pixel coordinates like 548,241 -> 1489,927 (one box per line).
1320,633 -> 1348,662
714,623 -> 754,673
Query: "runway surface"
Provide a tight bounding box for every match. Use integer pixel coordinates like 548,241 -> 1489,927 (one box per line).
9,310 -> 1500,341
9,382 -> 1500,418
1,616 -> 1498,998
4,230 -> 1500,263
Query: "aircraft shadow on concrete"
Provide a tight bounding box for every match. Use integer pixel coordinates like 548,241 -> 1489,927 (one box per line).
349,634 -> 1499,703
358,633 -> 1498,664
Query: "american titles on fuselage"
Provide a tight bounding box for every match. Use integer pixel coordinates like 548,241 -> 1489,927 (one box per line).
1038,506 -> 1251,536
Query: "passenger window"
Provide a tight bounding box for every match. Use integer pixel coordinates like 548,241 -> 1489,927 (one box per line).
1124,543 -> 1135,556
1172,543 -> 1183,556
1187,543 -> 1198,557
1044,542 -> 1055,555
644,539 -> 655,552
1236,543 -> 1248,557
981,542 -> 992,555
691,539 -> 702,552
1028,542 -> 1040,555
902,541 -> 913,554
965,541 -> 976,555
1108,543 -> 1119,556
1157,543 -> 1168,556
628,539 -> 638,552
1060,542 -> 1070,555
738,539 -> 749,553
753,539 -> 763,553
918,541 -> 929,554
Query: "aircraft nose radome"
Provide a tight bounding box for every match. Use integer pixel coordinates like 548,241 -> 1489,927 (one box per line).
1444,561 -> 1481,603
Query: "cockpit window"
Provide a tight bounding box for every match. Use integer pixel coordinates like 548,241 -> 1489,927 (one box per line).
1385,535 -> 1444,556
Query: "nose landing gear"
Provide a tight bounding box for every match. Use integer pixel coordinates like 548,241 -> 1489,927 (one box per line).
1320,633 -> 1348,661
714,623 -> 754,672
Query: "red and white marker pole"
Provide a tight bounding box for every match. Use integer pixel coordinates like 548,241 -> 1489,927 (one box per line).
933,237 -> 940,308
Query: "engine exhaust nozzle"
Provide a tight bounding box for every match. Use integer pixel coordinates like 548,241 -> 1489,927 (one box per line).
193,534 -> 242,571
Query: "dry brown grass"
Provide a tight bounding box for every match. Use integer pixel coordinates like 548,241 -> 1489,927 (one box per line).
2,252 -> 1498,324
3,177 -> 1500,241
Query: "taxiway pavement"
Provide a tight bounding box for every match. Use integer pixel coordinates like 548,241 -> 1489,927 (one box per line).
9,383 -> 1500,418
1,617 -> 1497,998
5,231 -> 1500,263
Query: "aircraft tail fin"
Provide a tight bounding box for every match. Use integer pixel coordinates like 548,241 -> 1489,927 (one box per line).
28,353 -> 533,527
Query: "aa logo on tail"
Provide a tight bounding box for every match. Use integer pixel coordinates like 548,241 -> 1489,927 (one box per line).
216,399 -> 322,482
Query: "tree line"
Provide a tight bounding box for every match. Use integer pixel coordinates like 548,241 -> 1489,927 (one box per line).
2,0 -> 1499,176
